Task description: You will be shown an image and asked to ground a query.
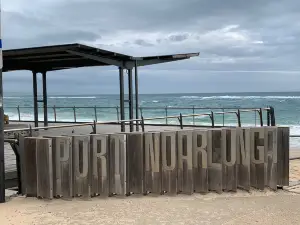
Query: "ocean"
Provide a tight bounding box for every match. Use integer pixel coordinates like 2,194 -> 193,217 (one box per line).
3,92 -> 300,148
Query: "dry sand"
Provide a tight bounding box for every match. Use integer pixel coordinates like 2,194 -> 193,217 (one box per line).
290,159 -> 300,182
1,189 -> 300,225
1,123 -> 300,225
0,158 -> 299,225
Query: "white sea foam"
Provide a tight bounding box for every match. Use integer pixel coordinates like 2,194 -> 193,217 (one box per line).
4,97 -> 23,99
49,96 -> 97,99
179,96 -> 201,99
180,95 -> 300,100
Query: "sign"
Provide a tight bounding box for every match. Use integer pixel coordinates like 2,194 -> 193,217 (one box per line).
22,127 -> 289,200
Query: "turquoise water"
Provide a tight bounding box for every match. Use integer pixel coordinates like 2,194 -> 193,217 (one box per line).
4,92 -> 300,147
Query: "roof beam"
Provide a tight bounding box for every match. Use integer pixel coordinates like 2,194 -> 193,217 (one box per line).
67,50 -> 124,68
5,53 -> 73,61
3,60 -> 104,72
134,58 -> 183,67
3,44 -> 79,57
130,53 -> 200,67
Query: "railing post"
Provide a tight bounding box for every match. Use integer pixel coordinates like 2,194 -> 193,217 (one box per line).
210,111 -> 215,128
259,108 -> 263,126
192,105 -> 195,125
267,107 -> 270,126
94,106 -> 97,122
165,106 -> 168,125
17,105 -> 21,122
92,120 -> 97,134
116,106 -> 119,122
179,113 -> 183,129
73,106 -> 77,123
139,107 -> 143,119
270,106 -> 276,126
29,125 -> 33,137
53,105 -> 57,122
141,116 -> 145,132
222,108 -> 225,126
236,110 -> 241,127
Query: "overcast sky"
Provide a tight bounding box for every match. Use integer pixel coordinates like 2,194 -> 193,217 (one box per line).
2,0 -> 300,94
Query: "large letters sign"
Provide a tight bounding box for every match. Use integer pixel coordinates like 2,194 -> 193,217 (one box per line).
22,127 -> 289,200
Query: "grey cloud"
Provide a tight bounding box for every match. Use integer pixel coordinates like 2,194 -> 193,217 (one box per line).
2,0 -> 300,93
134,39 -> 153,47
168,34 -> 189,42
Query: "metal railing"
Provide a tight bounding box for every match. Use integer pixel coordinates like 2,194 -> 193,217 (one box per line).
4,107 -> 273,133
5,105 -> 275,128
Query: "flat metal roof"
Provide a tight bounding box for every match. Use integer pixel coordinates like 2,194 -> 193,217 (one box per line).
3,43 -> 199,72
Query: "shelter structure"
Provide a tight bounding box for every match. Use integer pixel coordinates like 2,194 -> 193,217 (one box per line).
0,43 -> 199,202
3,43 -> 199,131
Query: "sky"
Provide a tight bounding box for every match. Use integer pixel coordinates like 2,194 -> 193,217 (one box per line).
2,0 -> 300,94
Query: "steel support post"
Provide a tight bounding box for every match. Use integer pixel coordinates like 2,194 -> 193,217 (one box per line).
33,71 -> 38,127
42,71 -> 48,127
134,61 -> 139,131
128,69 -> 134,132
119,67 -> 125,132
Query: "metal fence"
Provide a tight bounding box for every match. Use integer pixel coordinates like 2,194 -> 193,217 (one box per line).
5,105 -> 275,128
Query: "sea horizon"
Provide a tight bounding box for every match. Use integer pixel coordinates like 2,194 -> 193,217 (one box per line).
4,90 -> 300,97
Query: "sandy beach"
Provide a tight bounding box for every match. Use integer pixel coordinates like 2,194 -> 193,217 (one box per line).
1,186 -> 300,225
1,122 -> 300,225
